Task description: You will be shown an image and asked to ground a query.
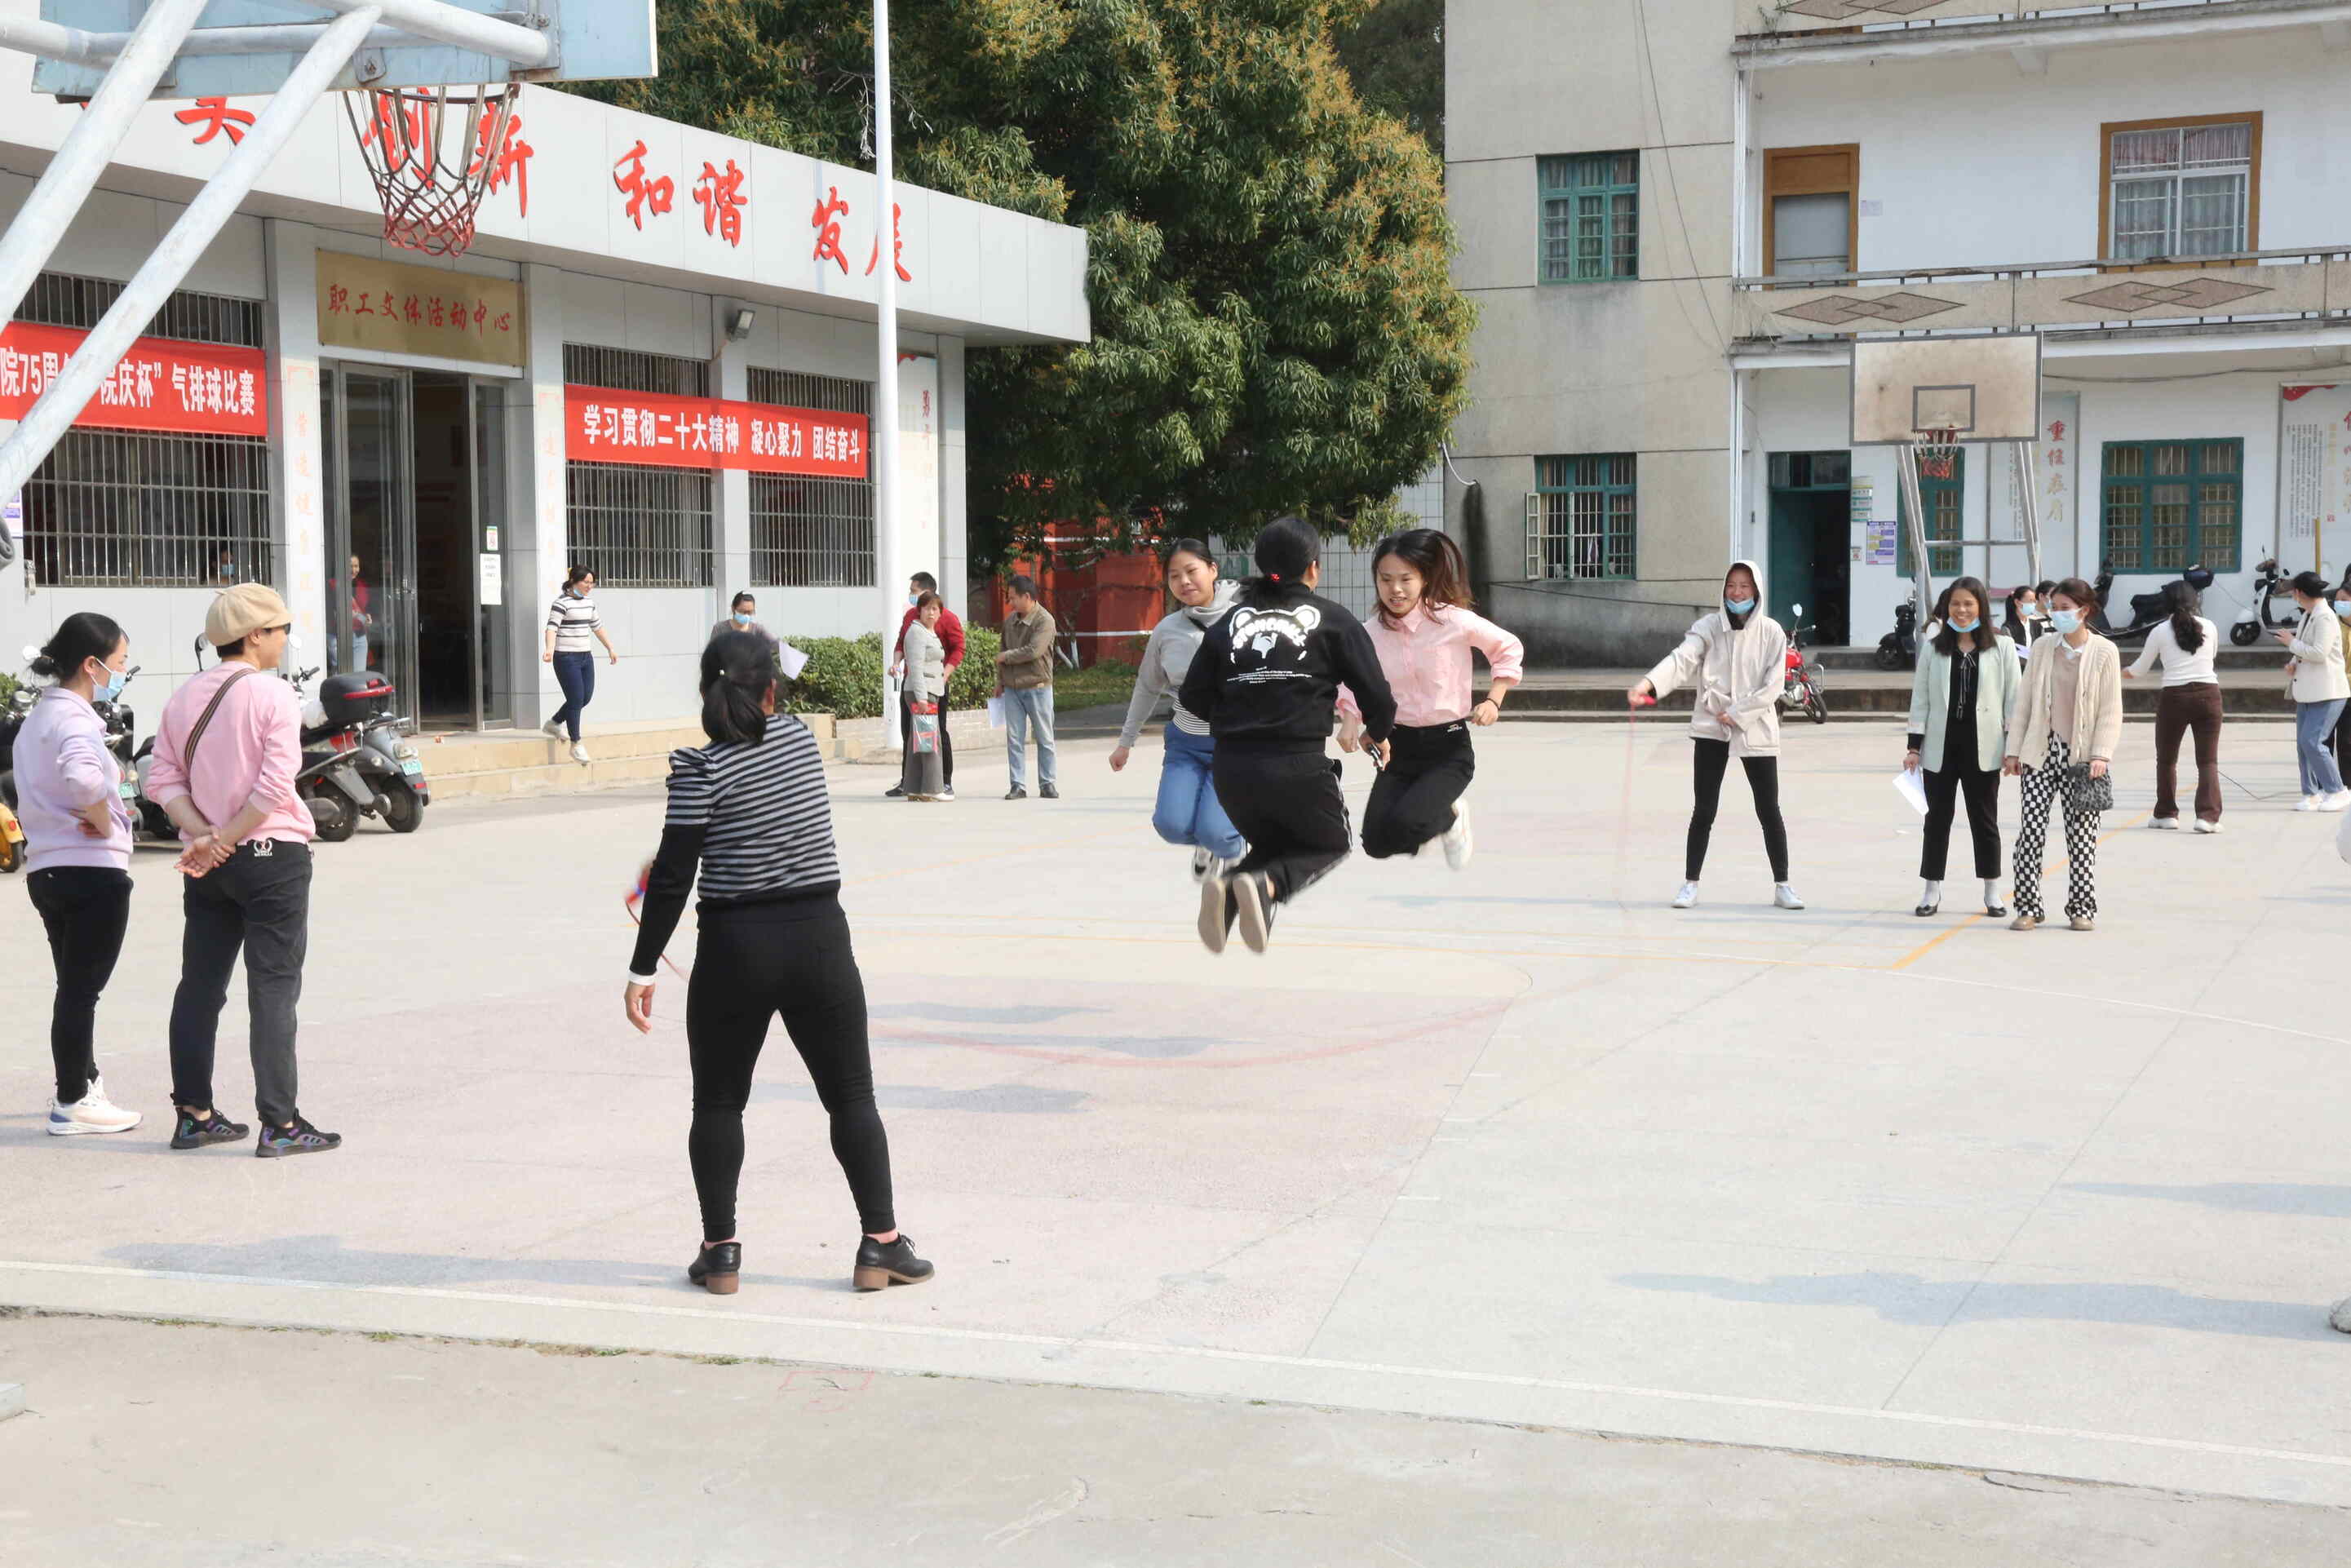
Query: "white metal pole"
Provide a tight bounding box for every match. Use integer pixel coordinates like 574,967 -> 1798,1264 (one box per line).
293,0 -> 551,65
872,0 -> 901,734
0,0 -> 210,347
0,15 -> 414,66
0,7 -> 384,512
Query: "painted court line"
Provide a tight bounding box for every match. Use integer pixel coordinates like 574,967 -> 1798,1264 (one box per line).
7,1259 -> 2351,1478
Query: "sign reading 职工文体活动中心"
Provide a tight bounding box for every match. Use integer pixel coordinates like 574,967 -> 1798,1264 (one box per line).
315,252 -> 525,369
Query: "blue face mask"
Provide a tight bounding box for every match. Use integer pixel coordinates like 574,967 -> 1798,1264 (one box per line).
2335,602 -> 2351,622
733,611 -> 752,626
1948,616 -> 1979,633
92,662 -> 127,702
2051,609 -> 2082,635
1725,596 -> 1756,617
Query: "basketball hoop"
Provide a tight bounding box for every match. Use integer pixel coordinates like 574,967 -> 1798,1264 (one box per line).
1914,427 -> 1960,481
343,82 -> 519,258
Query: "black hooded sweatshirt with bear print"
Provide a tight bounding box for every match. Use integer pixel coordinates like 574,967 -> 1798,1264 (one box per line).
1179,587 -> 1398,754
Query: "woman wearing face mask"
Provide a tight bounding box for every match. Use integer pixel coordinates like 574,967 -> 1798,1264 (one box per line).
2274,570 -> 2350,812
15,613 -> 143,1136
2002,584 -> 2045,657
1336,529 -> 1523,870
2330,583 -> 2351,786
1111,538 -> 1246,879
2003,578 -> 2123,931
1627,561 -> 1802,910
2123,580 -> 2224,832
1904,578 -> 2018,917
711,591 -> 777,658
897,593 -> 950,802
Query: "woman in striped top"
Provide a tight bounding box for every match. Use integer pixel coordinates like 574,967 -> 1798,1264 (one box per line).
542,565 -> 618,764
624,631 -> 932,1298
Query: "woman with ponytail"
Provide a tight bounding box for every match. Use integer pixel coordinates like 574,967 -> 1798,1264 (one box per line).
623,631 -> 931,1296
1178,516 -> 1397,954
17,612 -> 143,1136
2123,579 -> 2224,831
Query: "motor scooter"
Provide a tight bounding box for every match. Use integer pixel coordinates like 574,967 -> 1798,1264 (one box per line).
2229,556 -> 2295,646
2089,560 -> 2215,645
1781,603 -> 1828,724
1875,591 -> 1919,671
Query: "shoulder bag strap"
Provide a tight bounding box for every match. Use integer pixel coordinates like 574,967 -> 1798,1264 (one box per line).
182,666 -> 257,775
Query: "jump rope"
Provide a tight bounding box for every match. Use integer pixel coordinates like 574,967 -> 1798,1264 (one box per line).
624,860 -> 690,981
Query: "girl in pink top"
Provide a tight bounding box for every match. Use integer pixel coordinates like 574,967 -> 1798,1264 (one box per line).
1339,530 -> 1524,869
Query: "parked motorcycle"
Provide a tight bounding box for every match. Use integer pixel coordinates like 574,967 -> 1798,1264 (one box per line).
1875,591 -> 1919,671
2090,560 -> 2216,645
2229,555 -> 2294,646
0,795 -> 23,873
1781,603 -> 1828,724
295,666 -> 428,841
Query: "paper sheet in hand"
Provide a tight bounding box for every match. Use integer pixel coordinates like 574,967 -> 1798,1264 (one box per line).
775,641 -> 810,681
1892,768 -> 1929,815
986,695 -> 1007,730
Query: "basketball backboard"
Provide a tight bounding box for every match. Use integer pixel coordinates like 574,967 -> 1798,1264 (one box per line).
29,0 -> 656,100
1849,334 -> 2043,446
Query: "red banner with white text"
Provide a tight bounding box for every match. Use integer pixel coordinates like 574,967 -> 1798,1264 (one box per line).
0,321 -> 268,436
565,384 -> 867,478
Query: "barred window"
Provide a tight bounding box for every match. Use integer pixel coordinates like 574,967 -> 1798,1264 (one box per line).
16,272 -> 272,587
2102,440 -> 2240,573
562,343 -> 714,587
1529,454 -> 1636,580
746,368 -> 874,588
1539,153 -> 1639,284
1897,451 -> 1964,579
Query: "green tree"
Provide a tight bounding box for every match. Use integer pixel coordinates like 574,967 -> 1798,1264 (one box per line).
578,0 -> 1472,566
1333,0 -> 1442,157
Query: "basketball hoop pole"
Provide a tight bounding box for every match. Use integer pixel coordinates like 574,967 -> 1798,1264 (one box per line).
0,7 -> 385,512
873,0 -> 901,729
1896,443 -> 1934,621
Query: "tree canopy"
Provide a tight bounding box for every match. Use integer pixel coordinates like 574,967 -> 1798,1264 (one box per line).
578,0 -> 1471,563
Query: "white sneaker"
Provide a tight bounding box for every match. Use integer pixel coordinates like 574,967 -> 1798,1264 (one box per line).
2149,817 -> 2181,830
1191,848 -> 1214,884
1441,800 -> 1473,870
570,742 -> 591,765
2324,791 -> 2351,813
542,717 -> 565,739
936,788 -> 954,803
48,1087 -> 141,1136
2297,795 -> 2322,812
2193,818 -> 2223,835
1773,882 -> 1806,910
1671,882 -> 1699,910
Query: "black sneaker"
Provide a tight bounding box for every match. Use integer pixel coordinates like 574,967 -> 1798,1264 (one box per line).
883,784 -> 905,798
688,1241 -> 742,1296
1004,786 -> 1028,800
255,1116 -> 342,1158
852,1234 -> 934,1291
170,1110 -> 250,1149
1039,784 -> 1060,800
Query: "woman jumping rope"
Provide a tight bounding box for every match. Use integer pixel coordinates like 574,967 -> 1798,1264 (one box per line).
1178,516 -> 1396,955
1109,538 -> 1246,881
1336,529 -> 1523,870
1627,560 -> 1803,910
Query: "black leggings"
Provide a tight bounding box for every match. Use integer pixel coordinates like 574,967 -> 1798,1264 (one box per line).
1211,747 -> 1351,903
26,866 -> 132,1104
684,895 -> 894,1242
1687,739 -> 1789,883
1920,764 -> 2002,880
1363,723 -> 1474,859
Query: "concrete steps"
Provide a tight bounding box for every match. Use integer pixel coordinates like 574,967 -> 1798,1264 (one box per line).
418,713 -> 855,800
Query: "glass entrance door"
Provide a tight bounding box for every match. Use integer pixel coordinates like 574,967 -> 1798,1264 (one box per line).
321,366 -> 418,711
471,379 -> 511,727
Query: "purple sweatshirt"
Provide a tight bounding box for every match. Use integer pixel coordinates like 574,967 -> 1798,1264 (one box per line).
15,686 -> 132,872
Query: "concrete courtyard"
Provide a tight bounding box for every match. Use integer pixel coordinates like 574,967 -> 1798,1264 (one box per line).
6,713 -> 2351,1557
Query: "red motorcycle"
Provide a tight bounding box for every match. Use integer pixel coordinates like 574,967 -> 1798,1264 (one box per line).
1781,603 -> 1828,725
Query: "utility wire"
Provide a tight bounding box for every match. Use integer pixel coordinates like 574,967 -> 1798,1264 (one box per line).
1632,0 -> 1726,354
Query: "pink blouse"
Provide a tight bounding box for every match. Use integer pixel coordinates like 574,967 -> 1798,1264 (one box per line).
1339,604 -> 1525,728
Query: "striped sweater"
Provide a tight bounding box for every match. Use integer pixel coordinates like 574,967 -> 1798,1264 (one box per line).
547,591 -> 602,653
628,713 -> 843,978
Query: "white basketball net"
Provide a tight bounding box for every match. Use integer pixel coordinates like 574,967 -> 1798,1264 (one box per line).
344,83 -> 520,258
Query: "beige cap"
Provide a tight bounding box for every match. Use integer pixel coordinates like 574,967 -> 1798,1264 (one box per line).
205,582 -> 293,647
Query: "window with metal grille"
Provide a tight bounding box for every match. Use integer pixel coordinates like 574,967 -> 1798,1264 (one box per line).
1897,453 -> 1964,579
1528,455 -> 1636,580
2101,440 -> 2240,573
745,368 -> 875,587
1768,451 -> 1851,489
2103,117 -> 2256,262
560,343 -> 715,586
24,428 -> 273,587
1539,153 -> 1639,284
15,270 -> 265,347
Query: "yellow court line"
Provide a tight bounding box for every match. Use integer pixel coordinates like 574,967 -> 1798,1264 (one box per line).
1888,808 -> 2150,970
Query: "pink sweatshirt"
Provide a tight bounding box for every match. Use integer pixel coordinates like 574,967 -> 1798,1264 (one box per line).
146,663 -> 315,846
14,686 -> 132,872
1339,604 -> 1525,728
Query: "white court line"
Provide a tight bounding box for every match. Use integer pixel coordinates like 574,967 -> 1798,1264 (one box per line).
6,1258 -> 2349,1477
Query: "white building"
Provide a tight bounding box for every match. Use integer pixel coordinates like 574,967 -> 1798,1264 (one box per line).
1446,0 -> 2351,659
0,24 -> 1089,728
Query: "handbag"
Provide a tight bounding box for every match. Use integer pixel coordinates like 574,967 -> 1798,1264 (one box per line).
910,702 -> 939,755
2061,760 -> 2114,817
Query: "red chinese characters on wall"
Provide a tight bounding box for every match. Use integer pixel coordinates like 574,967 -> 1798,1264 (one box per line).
0,321 -> 267,436
472,109 -> 534,218
565,384 -> 866,479
613,140 -> 675,230
323,282 -> 514,343
865,203 -> 911,282
811,188 -> 852,274
175,96 -> 255,146
694,159 -> 748,247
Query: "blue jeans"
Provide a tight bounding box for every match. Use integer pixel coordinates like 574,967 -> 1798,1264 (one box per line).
2296,698 -> 2346,795
551,651 -> 595,742
1003,685 -> 1055,789
1153,725 -> 1246,858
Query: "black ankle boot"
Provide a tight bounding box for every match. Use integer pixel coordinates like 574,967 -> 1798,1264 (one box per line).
688,1241 -> 742,1295
852,1234 -> 934,1292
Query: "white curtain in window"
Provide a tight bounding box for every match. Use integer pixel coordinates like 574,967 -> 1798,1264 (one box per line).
1773,192 -> 1851,276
